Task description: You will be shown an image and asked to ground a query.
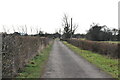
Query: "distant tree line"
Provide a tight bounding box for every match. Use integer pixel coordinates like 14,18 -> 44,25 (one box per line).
2,25 -> 61,39
61,21 -> 120,41
86,23 -> 120,41
60,14 -> 120,41
2,14 -> 120,41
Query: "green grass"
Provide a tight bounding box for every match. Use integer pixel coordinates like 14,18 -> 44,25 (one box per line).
79,38 -> 86,40
16,43 -> 53,78
99,41 -> 120,44
79,38 -> 120,44
63,41 -> 118,78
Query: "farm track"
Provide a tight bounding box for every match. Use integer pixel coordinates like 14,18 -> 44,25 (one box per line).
42,40 -> 113,78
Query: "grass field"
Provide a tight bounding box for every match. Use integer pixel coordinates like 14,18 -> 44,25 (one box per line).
63,41 -> 118,78
16,43 -> 53,78
99,41 -> 120,44
79,38 -> 120,44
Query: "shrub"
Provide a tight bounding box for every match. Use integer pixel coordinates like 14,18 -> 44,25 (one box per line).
66,39 -> 118,58
2,34 -> 52,77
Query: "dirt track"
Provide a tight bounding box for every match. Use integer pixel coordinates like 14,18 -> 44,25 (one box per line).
42,40 -> 112,78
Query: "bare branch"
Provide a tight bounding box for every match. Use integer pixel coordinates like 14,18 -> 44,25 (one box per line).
30,27 -> 33,34
17,26 -> 20,33
3,25 -> 6,32
12,25 -> 15,32
25,25 -> 27,34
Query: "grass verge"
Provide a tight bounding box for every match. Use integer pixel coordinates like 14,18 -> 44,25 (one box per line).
79,38 -> 120,44
63,41 -> 118,78
16,43 -> 53,78
99,41 -> 120,44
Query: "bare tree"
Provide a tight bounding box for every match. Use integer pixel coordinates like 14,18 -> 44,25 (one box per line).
17,26 -> 21,33
70,18 -> 78,38
62,14 -> 70,29
20,25 -> 27,35
62,14 -> 78,39
3,25 -> 6,33
25,25 -> 27,34
3,25 -> 10,34
30,27 -> 33,34
7,28 -> 10,34
36,27 -> 39,34
71,24 -> 78,35
12,25 -> 15,32
21,26 -> 24,34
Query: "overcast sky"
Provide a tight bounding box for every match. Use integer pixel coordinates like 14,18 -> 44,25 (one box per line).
0,0 -> 119,34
